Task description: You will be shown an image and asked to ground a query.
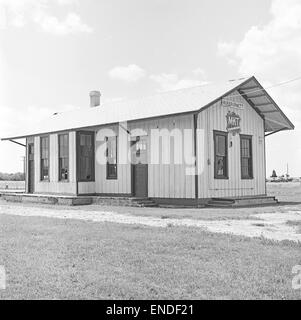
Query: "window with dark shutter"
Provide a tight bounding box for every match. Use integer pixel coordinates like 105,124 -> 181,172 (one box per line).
59,134 -> 69,181
240,135 -> 253,179
40,136 -> 49,181
77,131 -> 95,182
106,136 -> 118,179
214,131 -> 228,179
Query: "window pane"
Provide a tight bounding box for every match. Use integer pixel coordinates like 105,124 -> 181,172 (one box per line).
77,132 -> 95,181
214,132 -> 228,179
29,145 -> 34,154
241,138 -> 250,158
216,135 -> 226,156
80,135 -> 86,146
41,137 -> 49,181
59,158 -> 68,180
86,135 -> 92,146
106,136 -> 117,179
241,136 -> 252,179
108,164 -> 117,177
41,159 -> 49,180
59,134 -> 69,181
216,156 -> 225,176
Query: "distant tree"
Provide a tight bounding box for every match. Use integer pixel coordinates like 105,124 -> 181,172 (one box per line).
271,170 -> 277,178
0,172 -> 25,181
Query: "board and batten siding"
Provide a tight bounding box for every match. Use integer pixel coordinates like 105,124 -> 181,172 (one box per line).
33,131 -> 77,195
197,90 -> 266,199
93,114 -> 195,198
27,91 -> 265,199
129,115 -> 195,199
90,124 -> 131,195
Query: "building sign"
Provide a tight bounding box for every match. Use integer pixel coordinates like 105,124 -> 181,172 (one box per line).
226,111 -> 241,135
222,99 -> 244,110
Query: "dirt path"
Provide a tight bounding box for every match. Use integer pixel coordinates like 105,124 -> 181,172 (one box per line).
0,203 -> 300,242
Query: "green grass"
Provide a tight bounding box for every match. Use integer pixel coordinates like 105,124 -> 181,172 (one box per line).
0,213 -> 300,300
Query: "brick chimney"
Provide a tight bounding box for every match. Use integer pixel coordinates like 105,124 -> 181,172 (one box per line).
89,91 -> 101,107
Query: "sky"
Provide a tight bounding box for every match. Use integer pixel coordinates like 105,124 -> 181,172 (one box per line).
0,0 -> 301,177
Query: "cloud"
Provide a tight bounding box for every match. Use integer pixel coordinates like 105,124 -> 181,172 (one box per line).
218,0 -> 301,80
217,0 -> 301,119
0,104 -> 77,137
217,0 -> 301,123
192,67 -> 206,78
0,103 -> 78,172
0,104 -> 54,172
217,42 -> 237,66
0,0 -> 92,34
217,0 -> 301,176
217,42 -> 235,56
34,12 -> 93,35
150,72 -> 208,92
108,64 -> 146,83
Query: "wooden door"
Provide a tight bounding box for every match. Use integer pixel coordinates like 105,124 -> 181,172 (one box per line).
131,136 -> 148,198
28,143 -> 34,194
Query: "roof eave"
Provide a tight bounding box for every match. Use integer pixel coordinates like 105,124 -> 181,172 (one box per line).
197,75 -> 294,133
250,76 -> 295,131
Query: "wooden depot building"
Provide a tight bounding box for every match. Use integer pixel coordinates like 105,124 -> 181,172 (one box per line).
1,76 -> 294,207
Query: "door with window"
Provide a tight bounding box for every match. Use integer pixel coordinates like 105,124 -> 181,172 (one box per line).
210,129 -> 254,197
77,131 -> 95,182
131,136 -> 148,198
28,143 -> 34,193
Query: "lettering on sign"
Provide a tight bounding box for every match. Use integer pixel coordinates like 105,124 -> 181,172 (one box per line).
222,99 -> 244,110
226,111 -> 241,135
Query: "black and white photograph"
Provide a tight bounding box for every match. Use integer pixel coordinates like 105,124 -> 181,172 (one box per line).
0,0 -> 301,305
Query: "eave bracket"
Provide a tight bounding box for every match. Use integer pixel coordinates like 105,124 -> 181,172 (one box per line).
9,139 -> 26,147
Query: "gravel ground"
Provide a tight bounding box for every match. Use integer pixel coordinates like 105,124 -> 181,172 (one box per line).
0,202 -> 300,242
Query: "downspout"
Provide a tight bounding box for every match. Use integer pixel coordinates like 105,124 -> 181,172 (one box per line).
263,121 -> 267,196
75,132 -> 79,196
193,113 -> 199,206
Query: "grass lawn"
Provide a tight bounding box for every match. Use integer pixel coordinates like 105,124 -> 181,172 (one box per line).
267,182 -> 301,203
0,213 -> 300,300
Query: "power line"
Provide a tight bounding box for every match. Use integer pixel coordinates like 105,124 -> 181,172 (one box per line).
141,74 -> 301,100
229,75 -> 301,98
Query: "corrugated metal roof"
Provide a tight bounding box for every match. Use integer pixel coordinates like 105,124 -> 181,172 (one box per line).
1,76 -> 294,140
238,77 -> 295,132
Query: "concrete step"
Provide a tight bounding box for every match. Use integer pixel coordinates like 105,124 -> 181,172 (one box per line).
209,200 -> 235,205
133,200 -> 157,205
207,196 -> 278,208
131,198 -> 158,207
213,196 -> 276,201
136,202 -> 158,208
91,196 -> 158,207
0,193 -> 93,206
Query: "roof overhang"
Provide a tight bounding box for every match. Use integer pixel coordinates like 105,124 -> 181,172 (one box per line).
236,77 -> 294,132
1,76 -> 294,141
